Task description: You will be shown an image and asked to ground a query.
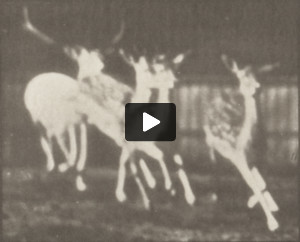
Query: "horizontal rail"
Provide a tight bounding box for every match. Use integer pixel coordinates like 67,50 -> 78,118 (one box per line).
177,75 -> 298,86
178,129 -> 298,138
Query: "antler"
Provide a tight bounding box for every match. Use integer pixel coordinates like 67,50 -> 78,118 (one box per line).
221,54 -> 240,73
257,62 -> 280,73
173,49 -> 191,65
22,6 -> 55,45
112,20 -> 125,45
22,6 -> 92,63
119,49 -> 135,66
105,20 -> 126,55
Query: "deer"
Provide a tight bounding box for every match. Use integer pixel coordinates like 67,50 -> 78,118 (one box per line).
22,6 -> 131,192
203,54 -> 279,231
23,47 -> 132,192
22,7 -> 178,209
119,50 -> 196,206
150,53 -> 196,205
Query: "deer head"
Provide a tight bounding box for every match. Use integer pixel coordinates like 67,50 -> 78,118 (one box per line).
120,49 -> 188,92
222,54 -> 279,97
221,54 -> 262,97
119,49 -> 153,86
150,52 -> 187,88
64,46 -> 105,80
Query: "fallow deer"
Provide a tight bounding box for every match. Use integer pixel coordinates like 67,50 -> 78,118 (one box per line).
203,55 -> 279,231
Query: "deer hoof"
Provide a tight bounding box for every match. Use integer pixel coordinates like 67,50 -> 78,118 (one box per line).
268,218 -> 279,231
170,188 -> 176,196
209,193 -> 218,203
116,190 -> 127,203
58,163 -> 69,173
46,160 -> 55,172
186,193 -> 196,206
76,175 -> 87,191
165,180 -> 172,191
144,200 -> 151,211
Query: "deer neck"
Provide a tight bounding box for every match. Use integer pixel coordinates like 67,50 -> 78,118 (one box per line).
237,95 -> 257,150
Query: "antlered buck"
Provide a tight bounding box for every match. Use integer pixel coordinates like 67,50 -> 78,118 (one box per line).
203,55 -> 279,231
22,6 -> 129,191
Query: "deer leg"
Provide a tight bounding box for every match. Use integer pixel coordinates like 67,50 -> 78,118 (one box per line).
206,147 -> 219,202
247,167 -> 278,212
174,154 -> 196,205
116,147 -> 130,203
76,123 -> 87,171
75,123 -> 88,191
211,147 -> 220,202
139,158 -> 156,189
248,191 -> 279,212
204,127 -> 220,201
247,166 -> 266,208
209,147 -> 216,163
204,126 -> 216,162
57,126 -> 77,172
68,125 -> 77,167
130,161 -> 150,210
40,136 -> 55,171
234,154 -> 279,231
140,143 -> 173,192
56,134 -> 72,173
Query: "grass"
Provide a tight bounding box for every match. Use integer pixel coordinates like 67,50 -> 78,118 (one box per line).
3,166 -> 298,242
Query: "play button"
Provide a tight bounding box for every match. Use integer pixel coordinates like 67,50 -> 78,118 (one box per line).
125,103 -> 176,141
143,112 -> 160,132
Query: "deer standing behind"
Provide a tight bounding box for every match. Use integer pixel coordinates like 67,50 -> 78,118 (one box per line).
22,6 -> 131,192
24,47 -> 132,191
203,55 -> 279,231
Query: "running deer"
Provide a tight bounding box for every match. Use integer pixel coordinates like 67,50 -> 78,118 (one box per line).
151,53 -> 196,205
22,7 -> 129,191
203,55 -> 279,231
68,47 -> 155,208
119,50 -> 196,206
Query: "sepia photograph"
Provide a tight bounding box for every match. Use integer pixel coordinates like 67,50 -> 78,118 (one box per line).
2,0 -> 298,241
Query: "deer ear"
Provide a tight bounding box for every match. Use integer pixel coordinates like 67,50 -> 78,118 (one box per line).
64,46 -> 80,60
139,56 -> 148,68
258,62 -> 280,73
173,53 -> 185,64
221,54 -> 232,69
119,49 -> 134,64
92,49 -> 103,61
221,54 -> 239,72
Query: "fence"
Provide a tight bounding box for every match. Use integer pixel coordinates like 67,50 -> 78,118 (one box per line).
174,75 -> 298,168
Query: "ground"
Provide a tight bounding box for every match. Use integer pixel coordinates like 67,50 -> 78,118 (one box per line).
3,166 -> 298,242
